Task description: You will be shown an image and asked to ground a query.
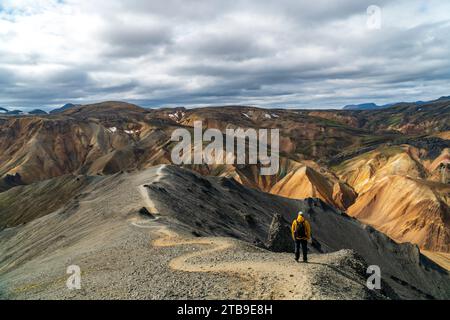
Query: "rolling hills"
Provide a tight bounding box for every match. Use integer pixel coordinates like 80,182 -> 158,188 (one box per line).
0,99 -> 449,297
1,165 -> 448,299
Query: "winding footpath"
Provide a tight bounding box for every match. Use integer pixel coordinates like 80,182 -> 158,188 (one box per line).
131,169 -> 375,300
133,183 -> 319,299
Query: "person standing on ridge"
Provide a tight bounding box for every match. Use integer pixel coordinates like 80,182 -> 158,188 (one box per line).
291,211 -> 311,263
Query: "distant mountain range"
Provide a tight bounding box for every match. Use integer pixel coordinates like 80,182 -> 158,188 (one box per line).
2,96 -> 450,114
49,103 -> 78,114
343,95 -> 450,110
343,103 -> 391,110
0,109 -> 25,115
0,103 -> 81,116
0,107 -> 49,116
0,99 -> 449,300
29,109 -> 48,115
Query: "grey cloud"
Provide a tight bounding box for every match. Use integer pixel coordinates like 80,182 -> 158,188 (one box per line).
99,20 -> 173,58
177,33 -> 275,62
114,0 -> 392,24
0,68 -> 93,104
1,0 -> 449,109
0,68 -> 16,85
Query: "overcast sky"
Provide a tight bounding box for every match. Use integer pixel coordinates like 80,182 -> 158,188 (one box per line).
0,0 -> 449,110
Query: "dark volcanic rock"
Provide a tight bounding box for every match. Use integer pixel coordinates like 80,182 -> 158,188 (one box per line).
138,207 -> 155,219
0,173 -> 24,192
266,213 -> 293,253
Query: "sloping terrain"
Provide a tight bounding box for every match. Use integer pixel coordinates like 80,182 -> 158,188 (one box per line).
348,175 -> 449,253
305,99 -> 450,135
0,102 -> 175,187
0,101 -> 449,270
0,165 -> 449,300
335,146 -> 425,193
270,165 -> 357,211
422,251 -> 450,271
335,145 -> 450,253
0,174 -> 97,229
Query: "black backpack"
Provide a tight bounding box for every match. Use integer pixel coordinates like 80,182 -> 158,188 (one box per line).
294,220 -> 306,239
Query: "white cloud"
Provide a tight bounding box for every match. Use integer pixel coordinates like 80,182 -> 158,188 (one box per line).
0,0 -> 449,110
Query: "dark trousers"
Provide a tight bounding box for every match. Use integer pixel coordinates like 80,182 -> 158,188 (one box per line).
295,240 -> 308,262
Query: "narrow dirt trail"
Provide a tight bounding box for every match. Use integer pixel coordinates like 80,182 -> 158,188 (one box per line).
133,179 -> 365,300
131,217 -> 315,299
137,165 -> 166,215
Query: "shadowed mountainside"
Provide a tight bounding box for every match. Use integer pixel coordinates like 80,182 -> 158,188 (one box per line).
1,165 -> 448,299
0,101 -> 449,259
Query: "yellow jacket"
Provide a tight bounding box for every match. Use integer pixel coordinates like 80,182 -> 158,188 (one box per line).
291,216 -> 311,240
